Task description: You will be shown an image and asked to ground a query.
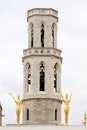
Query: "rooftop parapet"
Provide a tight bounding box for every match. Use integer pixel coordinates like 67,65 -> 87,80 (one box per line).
27,8 -> 58,18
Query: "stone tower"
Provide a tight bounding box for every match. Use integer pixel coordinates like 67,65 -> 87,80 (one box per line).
22,8 -> 62,125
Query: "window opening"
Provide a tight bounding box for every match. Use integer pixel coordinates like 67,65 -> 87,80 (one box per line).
41,24 -> 44,47
40,63 -> 45,91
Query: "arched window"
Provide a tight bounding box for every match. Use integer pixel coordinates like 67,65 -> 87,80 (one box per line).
26,109 -> 29,120
31,24 -> 33,47
52,24 -> 54,48
55,109 -> 57,121
41,24 -> 44,47
40,63 -> 45,91
27,64 -> 31,92
52,24 -> 55,48
54,64 -> 57,92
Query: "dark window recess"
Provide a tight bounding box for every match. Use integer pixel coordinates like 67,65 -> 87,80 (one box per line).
52,24 -> 54,47
55,109 -> 57,121
27,109 -> 29,120
54,65 -> 57,92
40,63 -> 45,91
28,73 -> 31,78
28,80 -> 31,84
40,71 -> 45,91
31,25 -> 33,47
27,65 -> 31,92
54,73 -> 57,88
41,24 -> 44,47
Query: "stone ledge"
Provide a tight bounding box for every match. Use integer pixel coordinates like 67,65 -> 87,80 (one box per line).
23,93 -> 62,102
23,48 -> 62,56
22,48 -> 62,62
1,126 -> 87,130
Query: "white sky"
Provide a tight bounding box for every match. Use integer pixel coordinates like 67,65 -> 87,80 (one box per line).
0,0 -> 87,126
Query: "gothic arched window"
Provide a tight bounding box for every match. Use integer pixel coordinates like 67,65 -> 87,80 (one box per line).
54,64 -> 57,92
31,24 -> 34,47
27,64 -> 31,92
41,24 -> 44,47
40,63 -> 45,91
52,24 -> 54,48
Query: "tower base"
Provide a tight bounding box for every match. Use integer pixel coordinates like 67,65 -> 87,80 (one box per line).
22,98 -> 61,125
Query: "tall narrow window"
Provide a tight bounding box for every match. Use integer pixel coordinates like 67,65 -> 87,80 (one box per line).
31,24 -> 33,47
52,24 -> 54,47
26,109 -> 29,120
54,64 -> 57,92
55,109 -> 57,121
40,63 -> 45,91
27,64 -> 31,92
41,24 -> 44,47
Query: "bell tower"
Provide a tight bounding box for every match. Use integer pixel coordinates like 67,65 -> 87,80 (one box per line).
22,8 -> 62,125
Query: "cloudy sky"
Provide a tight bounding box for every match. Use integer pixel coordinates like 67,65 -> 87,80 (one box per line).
0,0 -> 87,126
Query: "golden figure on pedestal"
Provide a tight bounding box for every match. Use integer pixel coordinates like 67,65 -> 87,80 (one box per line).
9,93 -> 22,126
83,112 -> 86,126
58,90 -> 72,126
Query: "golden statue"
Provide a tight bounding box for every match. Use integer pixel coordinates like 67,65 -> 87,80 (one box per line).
9,93 -> 22,126
58,90 -> 72,126
83,112 -> 86,126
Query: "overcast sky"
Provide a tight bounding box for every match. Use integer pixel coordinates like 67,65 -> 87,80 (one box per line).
0,0 -> 87,126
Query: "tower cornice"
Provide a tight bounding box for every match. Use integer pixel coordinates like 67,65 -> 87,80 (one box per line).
22,47 -> 63,63
27,8 -> 58,17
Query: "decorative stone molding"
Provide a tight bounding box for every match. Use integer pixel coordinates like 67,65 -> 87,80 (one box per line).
27,8 -> 58,18
23,48 -> 62,57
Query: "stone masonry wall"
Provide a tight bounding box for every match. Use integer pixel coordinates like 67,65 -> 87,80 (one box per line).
22,98 -> 61,125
